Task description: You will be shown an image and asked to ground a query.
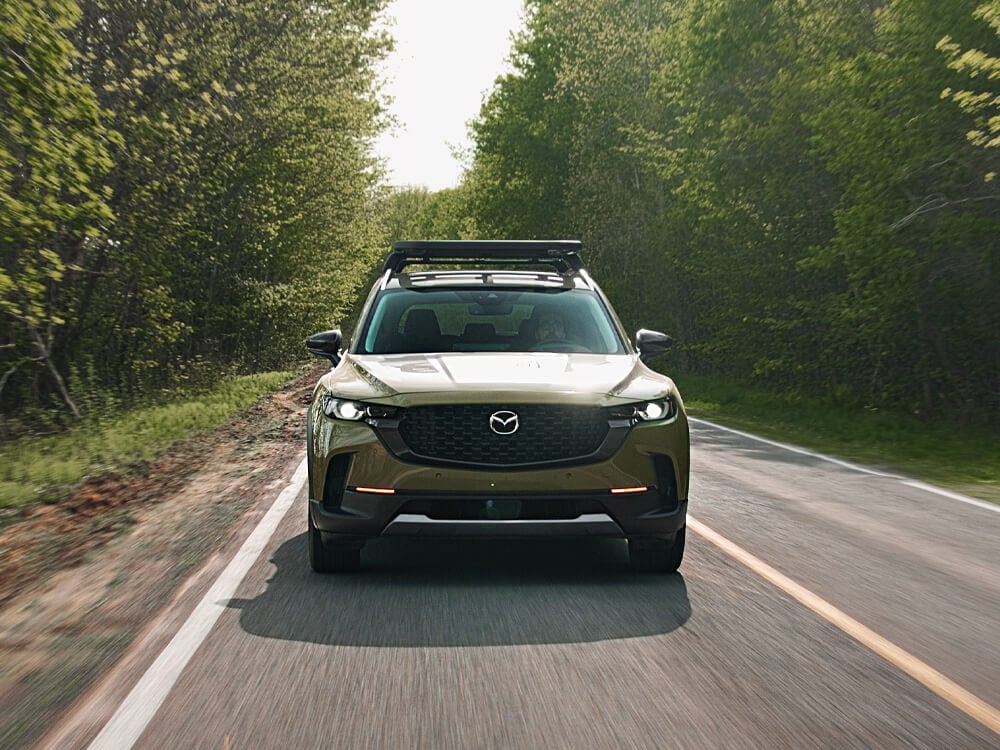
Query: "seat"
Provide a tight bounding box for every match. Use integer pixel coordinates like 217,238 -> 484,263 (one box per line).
401,309 -> 442,352
461,322 -> 496,344
515,317 -> 537,350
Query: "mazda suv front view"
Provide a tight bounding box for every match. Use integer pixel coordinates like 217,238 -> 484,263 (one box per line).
305,240 -> 689,573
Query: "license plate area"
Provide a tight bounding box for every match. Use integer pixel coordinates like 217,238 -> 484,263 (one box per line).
479,499 -> 522,520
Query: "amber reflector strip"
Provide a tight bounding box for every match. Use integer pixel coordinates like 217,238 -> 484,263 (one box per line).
610,486 -> 648,494
354,486 -> 395,495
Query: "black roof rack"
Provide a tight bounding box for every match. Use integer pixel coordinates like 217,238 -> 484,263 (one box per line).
385,240 -> 584,274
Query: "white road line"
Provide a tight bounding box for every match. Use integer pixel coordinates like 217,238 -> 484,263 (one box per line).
901,479 -> 1000,514
689,516 -> 1000,736
690,416 -> 999,513
87,457 -> 308,750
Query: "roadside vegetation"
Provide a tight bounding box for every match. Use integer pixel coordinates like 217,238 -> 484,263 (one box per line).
389,0 -> 1000,433
0,370 -> 291,508
1,0 -> 390,438
679,374 -> 1000,504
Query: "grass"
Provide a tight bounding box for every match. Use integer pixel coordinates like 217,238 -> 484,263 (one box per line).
674,374 -> 1000,505
0,371 -> 293,508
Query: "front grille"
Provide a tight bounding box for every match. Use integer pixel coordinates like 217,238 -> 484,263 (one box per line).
393,404 -> 610,466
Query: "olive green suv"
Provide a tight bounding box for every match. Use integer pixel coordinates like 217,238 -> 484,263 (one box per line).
305,241 -> 689,573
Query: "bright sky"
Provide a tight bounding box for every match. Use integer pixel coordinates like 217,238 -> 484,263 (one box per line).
374,0 -> 526,191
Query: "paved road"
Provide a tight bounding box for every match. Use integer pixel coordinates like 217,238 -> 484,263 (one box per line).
50,420 -> 1000,748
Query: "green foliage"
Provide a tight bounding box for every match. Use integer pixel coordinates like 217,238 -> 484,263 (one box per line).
2,0 -> 391,434
464,1 -> 577,239
463,0 -> 1000,425
1,0 -> 115,419
0,370 -> 291,507
382,185 -> 481,242
941,2 -> 1000,151
7,0 -> 1000,434
679,373 -> 1000,503
805,0 -> 1000,418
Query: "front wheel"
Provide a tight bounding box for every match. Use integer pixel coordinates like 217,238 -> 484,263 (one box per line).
629,527 -> 685,573
308,511 -> 361,573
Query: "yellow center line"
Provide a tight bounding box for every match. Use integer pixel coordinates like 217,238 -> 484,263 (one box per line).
687,516 -> 1000,736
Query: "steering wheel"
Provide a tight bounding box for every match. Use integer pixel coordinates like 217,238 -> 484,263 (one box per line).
530,338 -> 591,352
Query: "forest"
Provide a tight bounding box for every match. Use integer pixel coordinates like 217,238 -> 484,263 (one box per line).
4,0 -> 1000,436
1,0 -> 391,436
391,0 -> 1000,427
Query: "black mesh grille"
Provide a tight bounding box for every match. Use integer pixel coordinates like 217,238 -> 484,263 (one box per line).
393,404 -> 610,466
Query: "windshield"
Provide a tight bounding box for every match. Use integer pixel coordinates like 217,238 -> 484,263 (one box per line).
355,288 -> 627,355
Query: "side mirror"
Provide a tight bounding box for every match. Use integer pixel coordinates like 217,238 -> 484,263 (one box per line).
636,328 -> 673,361
306,329 -> 343,365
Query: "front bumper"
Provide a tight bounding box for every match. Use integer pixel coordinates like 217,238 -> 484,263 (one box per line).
308,404 -> 689,544
310,486 -> 687,542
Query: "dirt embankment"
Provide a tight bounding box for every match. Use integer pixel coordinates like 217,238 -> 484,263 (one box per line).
0,363 -> 324,748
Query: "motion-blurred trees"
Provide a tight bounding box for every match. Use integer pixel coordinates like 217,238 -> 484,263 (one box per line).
802,0 -> 1000,417
8,0 -> 999,429
1,0 -> 390,433
1,0 -> 114,422
465,1 -> 577,240
383,185 -> 480,243
462,0 -> 1000,424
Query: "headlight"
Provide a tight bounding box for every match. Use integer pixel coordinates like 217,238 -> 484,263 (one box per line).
639,401 -> 667,420
324,397 -> 365,420
610,398 -> 677,424
322,395 -> 397,421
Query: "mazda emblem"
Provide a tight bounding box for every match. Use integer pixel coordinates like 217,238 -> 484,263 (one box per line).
489,410 -> 519,435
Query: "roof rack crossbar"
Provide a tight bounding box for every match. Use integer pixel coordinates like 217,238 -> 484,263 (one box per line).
399,269 -> 576,289
385,240 -> 584,274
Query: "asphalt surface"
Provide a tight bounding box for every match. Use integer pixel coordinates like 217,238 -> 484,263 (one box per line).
51,420 -> 1000,748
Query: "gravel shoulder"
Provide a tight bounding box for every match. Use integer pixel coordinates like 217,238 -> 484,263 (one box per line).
0,364 -> 322,748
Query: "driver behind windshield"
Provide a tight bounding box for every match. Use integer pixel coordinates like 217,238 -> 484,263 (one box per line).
535,310 -> 567,344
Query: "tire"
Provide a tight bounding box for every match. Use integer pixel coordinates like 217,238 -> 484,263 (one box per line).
629,527 -> 685,573
308,511 -> 361,573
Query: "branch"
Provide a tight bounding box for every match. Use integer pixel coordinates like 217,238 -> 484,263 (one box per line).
2,44 -> 36,76
890,194 -> 1000,231
0,362 -> 22,395
26,322 -> 81,419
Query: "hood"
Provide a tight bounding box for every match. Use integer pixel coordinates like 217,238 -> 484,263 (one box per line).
319,352 -> 675,406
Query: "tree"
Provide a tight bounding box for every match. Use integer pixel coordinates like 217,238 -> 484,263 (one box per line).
463,0 -> 1000,423
1,0 -> 114,424
2,0 -> 393,431
382,185 -> 481,243
63,0 -> 391,387
466,0 -> 577,239
941,2 -> 1000,153
806,0 -> 1000,419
